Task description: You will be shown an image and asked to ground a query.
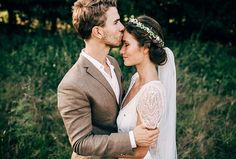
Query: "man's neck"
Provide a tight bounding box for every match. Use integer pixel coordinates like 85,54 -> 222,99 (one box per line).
84,39 -> 110,65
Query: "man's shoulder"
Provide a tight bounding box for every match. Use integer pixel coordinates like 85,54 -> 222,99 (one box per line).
58,62 -> 86,89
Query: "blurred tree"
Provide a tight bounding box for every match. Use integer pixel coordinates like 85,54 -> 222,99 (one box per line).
1,0 -> 72,32
118,0 -> 235,44
0,0 -> 235,43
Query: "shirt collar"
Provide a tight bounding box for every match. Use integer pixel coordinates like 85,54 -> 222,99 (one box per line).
106,57 -> 114,70
81,49 -> 114,70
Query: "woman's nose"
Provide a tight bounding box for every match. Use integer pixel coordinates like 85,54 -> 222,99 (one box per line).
120,46 -> 124,55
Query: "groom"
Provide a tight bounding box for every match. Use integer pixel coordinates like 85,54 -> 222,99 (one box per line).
57,0 -> 159,158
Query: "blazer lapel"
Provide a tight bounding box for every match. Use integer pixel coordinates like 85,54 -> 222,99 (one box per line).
78,55 -> 117,100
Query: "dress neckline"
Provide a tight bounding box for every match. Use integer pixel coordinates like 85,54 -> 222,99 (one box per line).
121,75 -> 161,109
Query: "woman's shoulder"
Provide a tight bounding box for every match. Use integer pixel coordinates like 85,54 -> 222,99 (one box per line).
141,80 -> 165,96
144,80 -> 164,88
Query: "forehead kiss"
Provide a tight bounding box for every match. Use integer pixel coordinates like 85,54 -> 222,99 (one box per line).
122,30 -> 135,44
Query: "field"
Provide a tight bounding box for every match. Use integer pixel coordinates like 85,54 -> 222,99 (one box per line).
0,29 -> 235,159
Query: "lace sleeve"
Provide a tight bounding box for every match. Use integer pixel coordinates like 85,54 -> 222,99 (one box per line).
137,83 -> 166,129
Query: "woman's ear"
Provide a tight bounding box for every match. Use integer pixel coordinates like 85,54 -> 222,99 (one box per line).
91,26 -> 104,39
143,47 -> 149,55
143,43 -> 150,54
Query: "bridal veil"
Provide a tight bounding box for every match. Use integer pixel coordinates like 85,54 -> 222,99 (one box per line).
158,47 -> 177,159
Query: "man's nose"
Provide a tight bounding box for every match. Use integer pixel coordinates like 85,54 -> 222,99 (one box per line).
120,23 -> 125,32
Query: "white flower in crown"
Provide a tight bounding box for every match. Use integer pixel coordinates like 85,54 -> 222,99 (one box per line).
128,18 -> 164,47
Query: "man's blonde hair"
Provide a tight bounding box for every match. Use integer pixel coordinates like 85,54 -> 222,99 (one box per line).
72,0 -> 117,39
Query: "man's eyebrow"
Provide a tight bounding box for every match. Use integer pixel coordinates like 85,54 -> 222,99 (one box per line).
114,18 -> 120,23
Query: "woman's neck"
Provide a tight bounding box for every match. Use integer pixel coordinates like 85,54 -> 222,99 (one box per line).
136,61 -> 158,85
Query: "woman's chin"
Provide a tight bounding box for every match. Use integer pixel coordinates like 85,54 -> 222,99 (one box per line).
124,62 -> 132,66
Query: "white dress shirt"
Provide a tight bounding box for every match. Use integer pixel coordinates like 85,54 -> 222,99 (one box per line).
81,50 -> 120,103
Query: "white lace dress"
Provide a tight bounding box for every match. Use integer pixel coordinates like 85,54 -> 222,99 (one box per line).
117,73 -> 166,159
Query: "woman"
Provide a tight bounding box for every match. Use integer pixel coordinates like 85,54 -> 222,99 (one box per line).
117,15 -> 177,158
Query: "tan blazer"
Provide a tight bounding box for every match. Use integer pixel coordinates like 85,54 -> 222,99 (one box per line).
58,54 -> 133,159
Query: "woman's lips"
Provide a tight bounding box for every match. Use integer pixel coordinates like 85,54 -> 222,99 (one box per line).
123,56 -> 128,60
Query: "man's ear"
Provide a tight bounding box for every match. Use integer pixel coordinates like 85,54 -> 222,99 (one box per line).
91,26 -> 104,39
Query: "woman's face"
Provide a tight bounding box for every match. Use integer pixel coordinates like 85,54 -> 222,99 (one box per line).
120,30 -> 146,66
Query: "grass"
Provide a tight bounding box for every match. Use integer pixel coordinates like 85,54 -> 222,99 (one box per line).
0,29 -> 235,159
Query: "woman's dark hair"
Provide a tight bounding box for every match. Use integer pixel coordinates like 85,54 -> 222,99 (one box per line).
125,15 -> 167,65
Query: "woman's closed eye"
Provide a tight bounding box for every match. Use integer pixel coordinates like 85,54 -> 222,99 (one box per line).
124,43 -> 129,47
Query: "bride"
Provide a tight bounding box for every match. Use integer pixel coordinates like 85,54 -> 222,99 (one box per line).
117,15 -> 177,159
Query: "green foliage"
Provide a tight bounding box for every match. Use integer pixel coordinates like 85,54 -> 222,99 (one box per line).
1,0 -> 235,43
0,30 -> 235,158
0,30 -> 81,158
169,37 -> 236,158
118,0 -> 235,43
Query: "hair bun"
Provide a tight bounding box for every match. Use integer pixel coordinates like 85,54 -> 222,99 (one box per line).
149,44 -> 167,66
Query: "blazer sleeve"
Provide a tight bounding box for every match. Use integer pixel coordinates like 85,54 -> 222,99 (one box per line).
57,81 -> 133,156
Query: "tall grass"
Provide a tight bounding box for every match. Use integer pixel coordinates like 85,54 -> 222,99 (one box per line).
0,30 -> 235,159
0,30 -> 81,159
170,37 -> 236,158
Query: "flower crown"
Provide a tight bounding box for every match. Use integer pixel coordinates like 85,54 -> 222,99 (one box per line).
128,18 -> 164,47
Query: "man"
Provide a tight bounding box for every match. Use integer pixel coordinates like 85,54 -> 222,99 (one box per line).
57,0 -> 159,158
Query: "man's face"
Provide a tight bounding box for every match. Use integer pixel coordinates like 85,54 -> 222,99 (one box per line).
101,7 -> 125,47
